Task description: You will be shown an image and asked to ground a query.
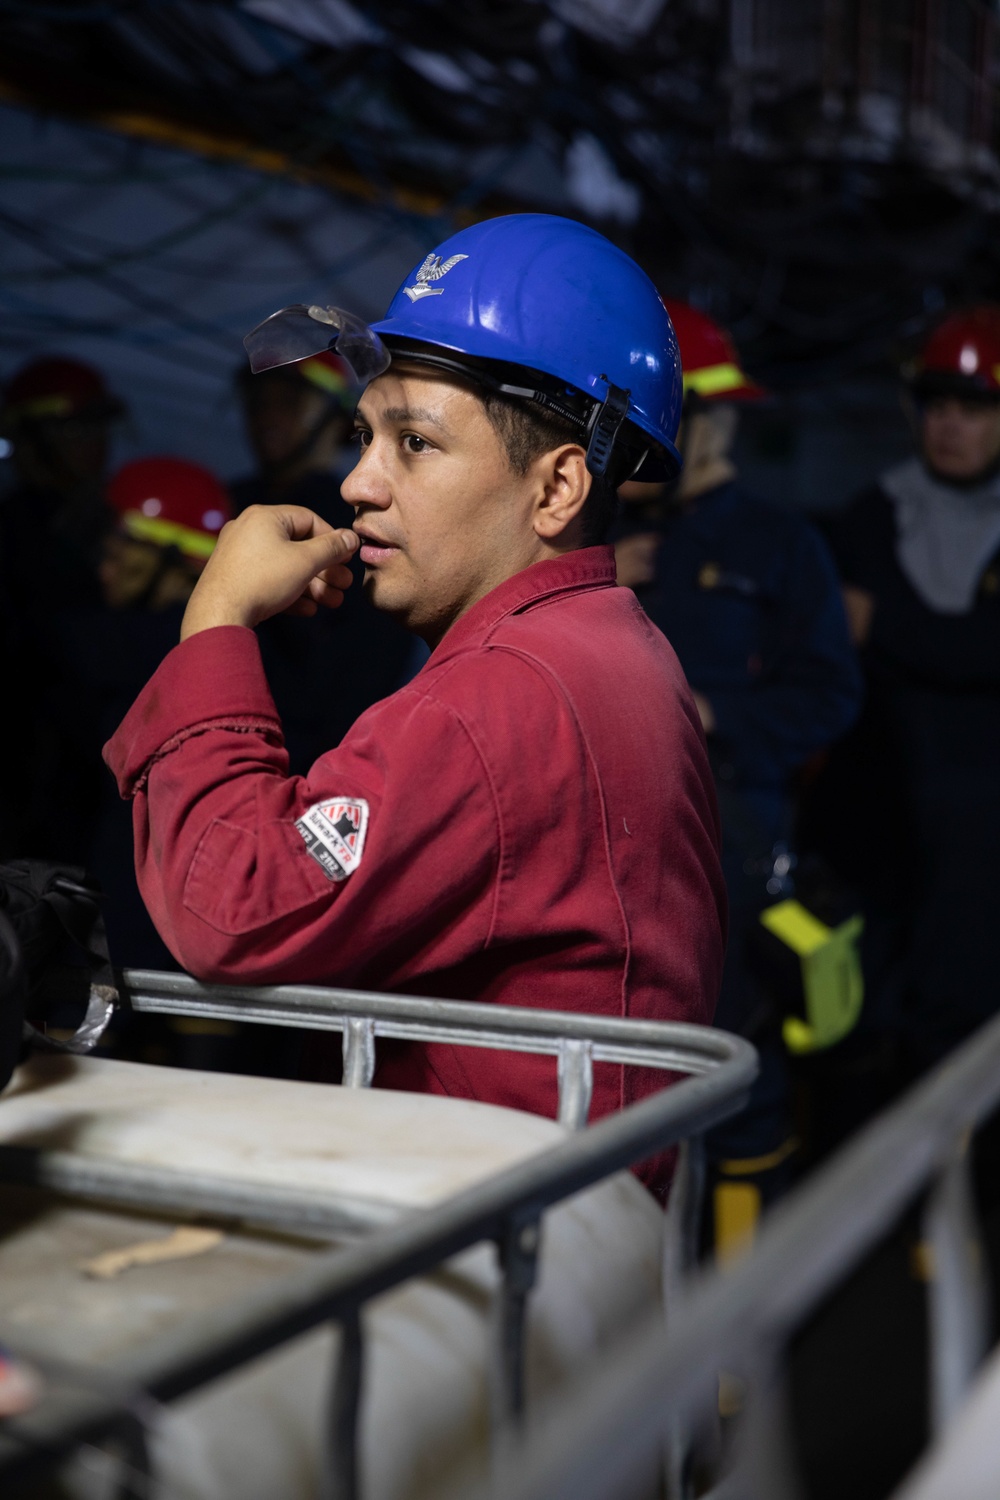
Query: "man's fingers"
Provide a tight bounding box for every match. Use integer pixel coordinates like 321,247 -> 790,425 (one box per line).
309,583 -> 348,611
182,505 -> 358,637
311,561 -> 355,592
273,504 -> 337,540
221,506 -> 357,560
301,527 -> 360,567
284,596 -> 319,618
285,582 -> 346,615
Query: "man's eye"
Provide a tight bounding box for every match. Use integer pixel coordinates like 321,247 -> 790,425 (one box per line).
352,429 -> 371,447
402,434 -> 430,454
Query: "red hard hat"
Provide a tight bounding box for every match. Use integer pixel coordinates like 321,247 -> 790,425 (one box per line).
1,357 -> 125,428
662,301 -> 765,402
297,351 -> 359,409
908,306 -> 1000,398
107,457 -> 233,561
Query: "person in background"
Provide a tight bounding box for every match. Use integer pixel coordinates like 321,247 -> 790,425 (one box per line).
52,457 -> 233,973
616,302 -> 862,1249
51,456 -> 257,1070
101,456 -> 231,612
811,307 -> 1000,1098
231,349 -> 358,523
0,357 -> 124,859
231,352 -> 414,769
0,356 -> 124,605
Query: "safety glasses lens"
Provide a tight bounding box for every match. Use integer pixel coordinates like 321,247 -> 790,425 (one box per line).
243,305 -> 391,382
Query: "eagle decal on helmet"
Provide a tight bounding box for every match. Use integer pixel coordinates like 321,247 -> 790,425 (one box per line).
403,253 -> 469,303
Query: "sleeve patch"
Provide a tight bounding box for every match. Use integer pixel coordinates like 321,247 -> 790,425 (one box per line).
295,798 -> 369,882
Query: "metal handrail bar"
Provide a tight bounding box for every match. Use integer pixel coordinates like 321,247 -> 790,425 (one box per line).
121,968 -> 736,1074
121,968 -> 744,1132
490,1005 -> 1000,1500
0,979 -> 757,1494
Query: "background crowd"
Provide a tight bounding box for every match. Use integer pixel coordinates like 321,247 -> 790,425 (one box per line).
1,294 -> 998,1254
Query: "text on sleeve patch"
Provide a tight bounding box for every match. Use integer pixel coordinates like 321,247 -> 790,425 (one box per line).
295,798 -> 369,882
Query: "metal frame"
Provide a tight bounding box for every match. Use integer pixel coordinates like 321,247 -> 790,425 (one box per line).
0,970 -> 757,1498
491,1006 -> 1000,1500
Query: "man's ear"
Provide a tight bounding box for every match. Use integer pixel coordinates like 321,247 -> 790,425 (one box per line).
532,443 -> 591,542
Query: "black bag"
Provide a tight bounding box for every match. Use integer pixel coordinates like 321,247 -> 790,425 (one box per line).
0,860 -> 117,1092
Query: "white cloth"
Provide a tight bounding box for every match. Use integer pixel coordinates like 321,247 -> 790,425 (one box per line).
882,457 -> 1000,614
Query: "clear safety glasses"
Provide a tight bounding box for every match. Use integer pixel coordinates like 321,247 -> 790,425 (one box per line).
242,304 -> 391,383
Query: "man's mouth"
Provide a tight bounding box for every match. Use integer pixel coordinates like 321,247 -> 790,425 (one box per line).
353,525 -> 399,566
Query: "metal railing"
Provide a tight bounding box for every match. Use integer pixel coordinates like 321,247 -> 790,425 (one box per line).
490,1005 -> 1000,1500
0,970 -> 757,1498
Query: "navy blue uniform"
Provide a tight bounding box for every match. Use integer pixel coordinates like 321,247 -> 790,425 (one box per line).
817,484 -> 1000,1073
631,480 -> 862,1167
639,480 -> 862,838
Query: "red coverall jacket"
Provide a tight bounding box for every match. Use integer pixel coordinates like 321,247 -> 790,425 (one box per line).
105,546 -> 726,1194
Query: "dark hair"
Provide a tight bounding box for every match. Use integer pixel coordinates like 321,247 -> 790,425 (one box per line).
479,388 -> 620,545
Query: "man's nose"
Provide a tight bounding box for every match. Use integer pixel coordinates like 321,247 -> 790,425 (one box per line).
341,446 -> 390,509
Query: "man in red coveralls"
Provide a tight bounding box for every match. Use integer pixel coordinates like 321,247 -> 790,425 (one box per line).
105,214 -> 727,1196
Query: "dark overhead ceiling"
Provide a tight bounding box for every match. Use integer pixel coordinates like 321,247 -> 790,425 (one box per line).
3,0 -> 1000,385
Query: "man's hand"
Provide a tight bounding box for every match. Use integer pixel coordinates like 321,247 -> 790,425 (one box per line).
181,505 -> 360,641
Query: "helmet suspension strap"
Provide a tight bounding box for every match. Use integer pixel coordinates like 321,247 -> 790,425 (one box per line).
585,382 -> 630,478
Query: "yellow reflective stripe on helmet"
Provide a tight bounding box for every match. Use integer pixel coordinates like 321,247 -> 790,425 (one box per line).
9,394 -> 75,420
301,361 -> 349,397
759,899 -> 831,956
682,361 -> 752,398
122,512 -> 217,559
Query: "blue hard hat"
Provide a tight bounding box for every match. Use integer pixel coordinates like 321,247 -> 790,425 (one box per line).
244,214 -> 681,480
371,215 -> 681,481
